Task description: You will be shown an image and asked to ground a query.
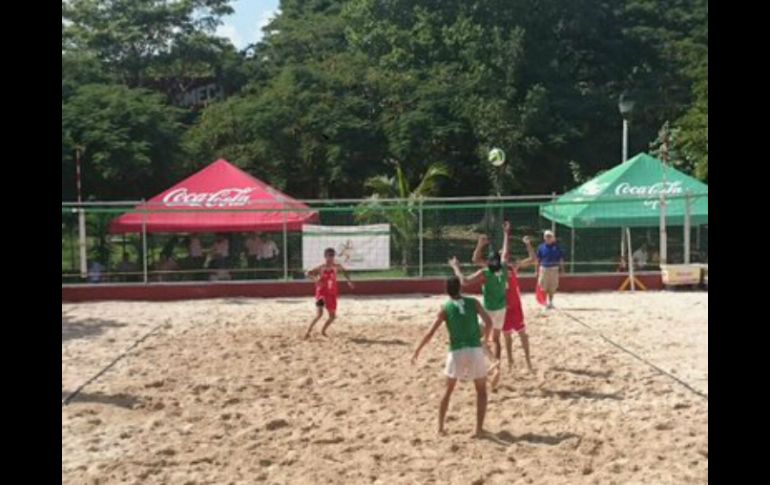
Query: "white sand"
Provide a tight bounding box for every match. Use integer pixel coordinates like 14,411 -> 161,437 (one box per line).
62,291 -> 707,484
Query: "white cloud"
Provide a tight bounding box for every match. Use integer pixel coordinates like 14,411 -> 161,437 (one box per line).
217,23 -> 243,48
253,8 -> 279,44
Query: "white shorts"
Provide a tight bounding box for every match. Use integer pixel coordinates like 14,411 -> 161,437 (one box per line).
444,347 -> 487,381
487,309 -> 506,331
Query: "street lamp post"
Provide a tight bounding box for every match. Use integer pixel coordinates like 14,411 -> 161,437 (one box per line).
75,146 -> 88,279
618,93 -> 635,163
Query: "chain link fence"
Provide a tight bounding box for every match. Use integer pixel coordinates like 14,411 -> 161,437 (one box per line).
62,194 -> 707,284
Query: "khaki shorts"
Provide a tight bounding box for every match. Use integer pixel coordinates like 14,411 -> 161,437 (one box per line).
539,266 -> 560,293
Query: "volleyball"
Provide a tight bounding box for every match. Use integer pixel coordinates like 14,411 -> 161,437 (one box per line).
488,147 -> 506,167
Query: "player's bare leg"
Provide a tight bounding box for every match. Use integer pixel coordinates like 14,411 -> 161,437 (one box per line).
490,365 -> 502,392
304,306 -> 324,339
489,329 -> 503,391
438,378 -> 457,435
504,333 -> 514,371
519,331 -> 534,372
472,377 -> 488,438
320,310 -> 337,336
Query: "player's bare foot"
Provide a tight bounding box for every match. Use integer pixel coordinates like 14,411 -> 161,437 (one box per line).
473,429 -> 488,439
438,428 -> 448,436
508,359 -> 514,372
303,332 -> 311,340
490,368 -> 501,392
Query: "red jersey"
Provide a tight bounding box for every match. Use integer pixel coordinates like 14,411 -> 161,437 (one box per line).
503,265 -> 525,333
506,267 -> 521,303
315,266 -> 338,299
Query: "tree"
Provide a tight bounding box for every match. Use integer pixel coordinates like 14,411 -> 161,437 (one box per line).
61,0 -> 708,202
62,84 -> 186,200
676,74 -> 707,181
62,0 -> 242,102
356,161 -> 449,271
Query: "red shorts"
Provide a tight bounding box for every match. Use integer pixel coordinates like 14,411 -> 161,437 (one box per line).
503,298 -> 526,334
315,293 -> 338,312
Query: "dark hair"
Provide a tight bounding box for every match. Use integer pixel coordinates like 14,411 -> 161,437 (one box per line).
487,253 -> 502,272
446,276 -> 461,298
324,247 -> 336,257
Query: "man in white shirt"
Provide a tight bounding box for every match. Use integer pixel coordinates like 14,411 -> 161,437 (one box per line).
187,234 -> 206,277
87,260 -> 105,283
210,234 -> 231,280
245,232 -> 265,278
258,234 -> 280,278
632,244 -> 648,270
259,234 -> 279,260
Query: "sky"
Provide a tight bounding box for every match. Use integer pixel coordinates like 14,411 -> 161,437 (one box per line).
215,0 -> 280,50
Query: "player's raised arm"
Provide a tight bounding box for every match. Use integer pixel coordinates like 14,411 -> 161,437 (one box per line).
412,308 -> 446,364
515,236 -> 538,270
472,235 -> 489,268
449,257 -> 485,287
501,221 -> 511,264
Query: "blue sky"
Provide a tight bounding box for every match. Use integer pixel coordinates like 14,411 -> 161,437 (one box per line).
216,0 -> 280,49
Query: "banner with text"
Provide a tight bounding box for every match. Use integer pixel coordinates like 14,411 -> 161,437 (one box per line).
302,224 -> 390,271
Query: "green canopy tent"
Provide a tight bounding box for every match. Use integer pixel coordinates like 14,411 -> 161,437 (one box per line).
540,153 -> 708,271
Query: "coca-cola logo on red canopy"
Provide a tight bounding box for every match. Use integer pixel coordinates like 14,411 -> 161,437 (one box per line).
162,188 -> 255,208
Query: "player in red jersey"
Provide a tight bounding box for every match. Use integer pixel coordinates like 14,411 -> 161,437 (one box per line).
304,247 -> 354,339
473,222 -> 537,379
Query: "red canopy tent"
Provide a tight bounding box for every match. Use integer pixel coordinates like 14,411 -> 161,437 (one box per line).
110,159 -> 318,234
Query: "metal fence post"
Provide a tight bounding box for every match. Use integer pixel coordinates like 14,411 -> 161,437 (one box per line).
142,207 -> 148,284
282,204 -> 288,281
78,207 -> 87,279
696,223 -> 701,255
620,227 -> 625,260
418,199 -> 424,278
659,194 -> 667,265
570,227 -> 575,273
551,192 -> 557,234
626,227 -> 635,291
684,193 -> 691,264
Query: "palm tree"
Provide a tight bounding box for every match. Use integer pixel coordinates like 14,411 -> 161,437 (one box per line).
356,160 -> 449,273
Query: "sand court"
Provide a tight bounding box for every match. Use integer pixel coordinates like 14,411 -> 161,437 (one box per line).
62,292 -> 707,484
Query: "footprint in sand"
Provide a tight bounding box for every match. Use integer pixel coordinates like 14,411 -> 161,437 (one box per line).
264,419 -> 289,431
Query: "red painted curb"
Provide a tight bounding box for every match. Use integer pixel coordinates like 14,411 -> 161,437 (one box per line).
62,273 -> 664,302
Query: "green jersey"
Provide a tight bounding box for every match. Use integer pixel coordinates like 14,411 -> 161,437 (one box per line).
482,267 -> 508,311
443,297 -> 482,351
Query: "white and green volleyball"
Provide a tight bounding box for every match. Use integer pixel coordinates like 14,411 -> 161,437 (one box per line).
488,147 -> 506,167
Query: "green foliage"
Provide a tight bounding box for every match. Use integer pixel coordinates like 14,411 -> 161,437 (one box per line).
62,0 -> 708,201
356,161 -> 449,269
